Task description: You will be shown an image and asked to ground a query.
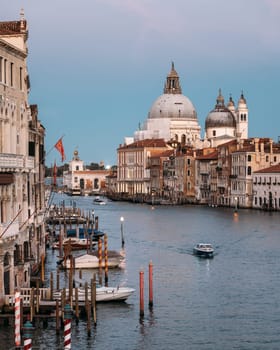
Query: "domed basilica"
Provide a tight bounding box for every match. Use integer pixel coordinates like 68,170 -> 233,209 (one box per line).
132,63 -> 248,148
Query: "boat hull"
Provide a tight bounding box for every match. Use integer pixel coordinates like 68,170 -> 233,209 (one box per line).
193,248 -> 214,258
53,286 -> 135,302
193,243 -> 214,258
64,253 -> 124,269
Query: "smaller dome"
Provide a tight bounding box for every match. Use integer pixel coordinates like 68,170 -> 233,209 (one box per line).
227,95 -> 235,108
205,90 -> 236,128
238,92 -> 247,105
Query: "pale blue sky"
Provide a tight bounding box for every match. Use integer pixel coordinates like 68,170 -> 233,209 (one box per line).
2,0 -> 280,166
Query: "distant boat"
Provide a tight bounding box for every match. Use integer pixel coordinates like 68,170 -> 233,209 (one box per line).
64,253 -> 124,269
53,285 -> 135,302
193,243 -> 214,258
93,197 -> 107,205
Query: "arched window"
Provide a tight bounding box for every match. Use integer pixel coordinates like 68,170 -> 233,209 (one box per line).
247,166 -> 251,175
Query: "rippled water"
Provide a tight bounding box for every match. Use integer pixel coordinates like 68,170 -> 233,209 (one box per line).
2,193 -> 280,349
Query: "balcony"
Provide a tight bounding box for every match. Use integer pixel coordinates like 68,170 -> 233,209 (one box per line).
217,180 -> 227,188
0,221 -> 20,242
25,157 -> 35,170
0,153 -> 24,172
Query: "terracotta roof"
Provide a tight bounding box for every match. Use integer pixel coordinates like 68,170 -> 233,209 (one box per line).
150,149 -> 174,158
0,20 -> 26,35
196,150 -> 218,160
254,163 -> 280,174
118,138 -> 168,150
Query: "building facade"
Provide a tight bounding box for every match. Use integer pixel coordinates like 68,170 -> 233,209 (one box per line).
0,12 -> 46,306
63,150 -> 110,195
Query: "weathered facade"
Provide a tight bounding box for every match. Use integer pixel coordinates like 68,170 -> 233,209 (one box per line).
0,12 -> 46,306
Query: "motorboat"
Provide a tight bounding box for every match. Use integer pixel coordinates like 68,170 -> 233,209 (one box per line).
64,253 -> 124,269
193,243 -> 214,258
93,197 -> 106,205
53,285 -> 135,302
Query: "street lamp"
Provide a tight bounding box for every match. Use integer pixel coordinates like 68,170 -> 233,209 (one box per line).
234,197 -> 238,213
120,216 -> 125,248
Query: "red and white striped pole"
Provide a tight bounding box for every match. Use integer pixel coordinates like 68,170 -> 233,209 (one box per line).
23,317 -> 34,350
14,290 -> 21,348
64,303 -> 72,349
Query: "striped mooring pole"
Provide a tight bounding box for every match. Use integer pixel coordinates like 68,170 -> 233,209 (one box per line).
23,317 -> 34,350
14,291 -> 21,347
64,303 -> 72,349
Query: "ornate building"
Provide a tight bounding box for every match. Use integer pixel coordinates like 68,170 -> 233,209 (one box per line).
0,11 -> 46,306
133,63 -> 202,147
63,150 -> 110,195
205,89 -> 248,147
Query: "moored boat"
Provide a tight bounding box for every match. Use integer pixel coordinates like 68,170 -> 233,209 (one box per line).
53,285 -> 135,302
64,252 -> 124,269
193,243 -> 214,258
52,237 -> 97,250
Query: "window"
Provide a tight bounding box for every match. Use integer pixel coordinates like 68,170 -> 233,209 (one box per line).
247,166 -> 251,175
4,59 -> 7,84
213,130 -> 216,136
10,62 -> 13,87
76,165 -> 79,170
20,67 -> 23,90
0,57 -> 2,82
266,156 -> 269,162
247,155 -> 251,162
28,141 -> 35,156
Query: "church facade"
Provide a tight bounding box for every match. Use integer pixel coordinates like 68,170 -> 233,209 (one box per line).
117,63 -> 250,200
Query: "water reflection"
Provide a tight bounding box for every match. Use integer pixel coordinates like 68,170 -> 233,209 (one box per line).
2,193 -> 280,349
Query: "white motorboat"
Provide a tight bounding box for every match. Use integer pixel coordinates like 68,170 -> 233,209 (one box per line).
193,243 -> 214,258
64,253 -> 124,269
93,197 -> 106,205
53,285 -> 135,302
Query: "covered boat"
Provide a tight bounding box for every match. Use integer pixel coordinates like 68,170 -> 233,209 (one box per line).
193,243 -> 214,258
52,237 -> 97,250
64,253 -> 124,269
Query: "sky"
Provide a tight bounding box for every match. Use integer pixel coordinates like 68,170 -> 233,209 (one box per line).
2,0 -> 280,167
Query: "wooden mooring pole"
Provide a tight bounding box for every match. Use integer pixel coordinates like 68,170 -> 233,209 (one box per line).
149,261 -> 153,309
139,270 -> 144,317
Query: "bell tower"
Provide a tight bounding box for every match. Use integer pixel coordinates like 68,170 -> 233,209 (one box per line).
236,92 -> 248,139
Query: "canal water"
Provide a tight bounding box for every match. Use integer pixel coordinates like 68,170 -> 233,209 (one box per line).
2,193 -> 280,349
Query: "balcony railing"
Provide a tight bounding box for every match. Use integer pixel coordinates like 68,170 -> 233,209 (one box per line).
0,221 -> 19,241
0,153 -> 24,170
0,154 -> 35,172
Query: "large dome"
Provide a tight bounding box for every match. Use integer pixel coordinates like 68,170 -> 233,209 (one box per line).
148,93 -> 197,120
205,90 -> 236,128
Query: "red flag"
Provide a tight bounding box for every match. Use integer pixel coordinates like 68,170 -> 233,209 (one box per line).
55,138 -> 65,162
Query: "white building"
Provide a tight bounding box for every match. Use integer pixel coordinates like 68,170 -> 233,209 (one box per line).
134,63 -> 202,147
0,12 -> 46,305
205,89 -> 248,147
253,164 -> 280,210
63,150 -> 110,195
